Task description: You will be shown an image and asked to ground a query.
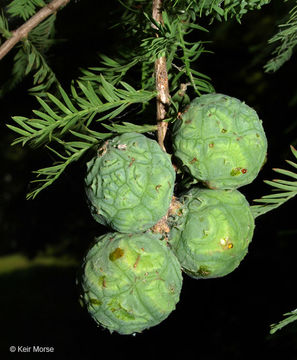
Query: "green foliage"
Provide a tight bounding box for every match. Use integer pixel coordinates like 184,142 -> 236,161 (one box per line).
4,0 -> 218,199
270,308 -> 297,334
0,14 -> 58,96
141,9 -> 214,97
251,145 -> 297,218
1,0 -> 278,200
264,2 -> 297,72
7,0 -> 45,21
169,15 -> 214,97
24,135 -> 99,200
202,0 -> 270,20
8,77 -> 155,147
0,0 -> 271,100
7,77 -> 156,198
0,11 -> 11,40
82,8 -> 214,119
167,0 -> 271,22
80,55 -> 141,86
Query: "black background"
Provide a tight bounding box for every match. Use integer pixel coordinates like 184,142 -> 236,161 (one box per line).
1,1 -> 297,359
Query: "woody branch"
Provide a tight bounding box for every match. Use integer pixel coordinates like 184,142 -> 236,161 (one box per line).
0,0 -> 70,60
152,0 -> 170,152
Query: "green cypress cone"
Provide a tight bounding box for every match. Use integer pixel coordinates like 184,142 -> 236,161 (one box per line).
79,232 -> 183,334
172,93 -> 267,189
169,187 -> 255,279
85,132 -> 175,233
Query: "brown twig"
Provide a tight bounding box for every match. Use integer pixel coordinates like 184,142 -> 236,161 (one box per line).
152,0 -> 170,152
0,0 -> 70,61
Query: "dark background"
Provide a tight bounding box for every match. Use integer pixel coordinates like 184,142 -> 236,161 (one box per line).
1,1 -> 297,359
